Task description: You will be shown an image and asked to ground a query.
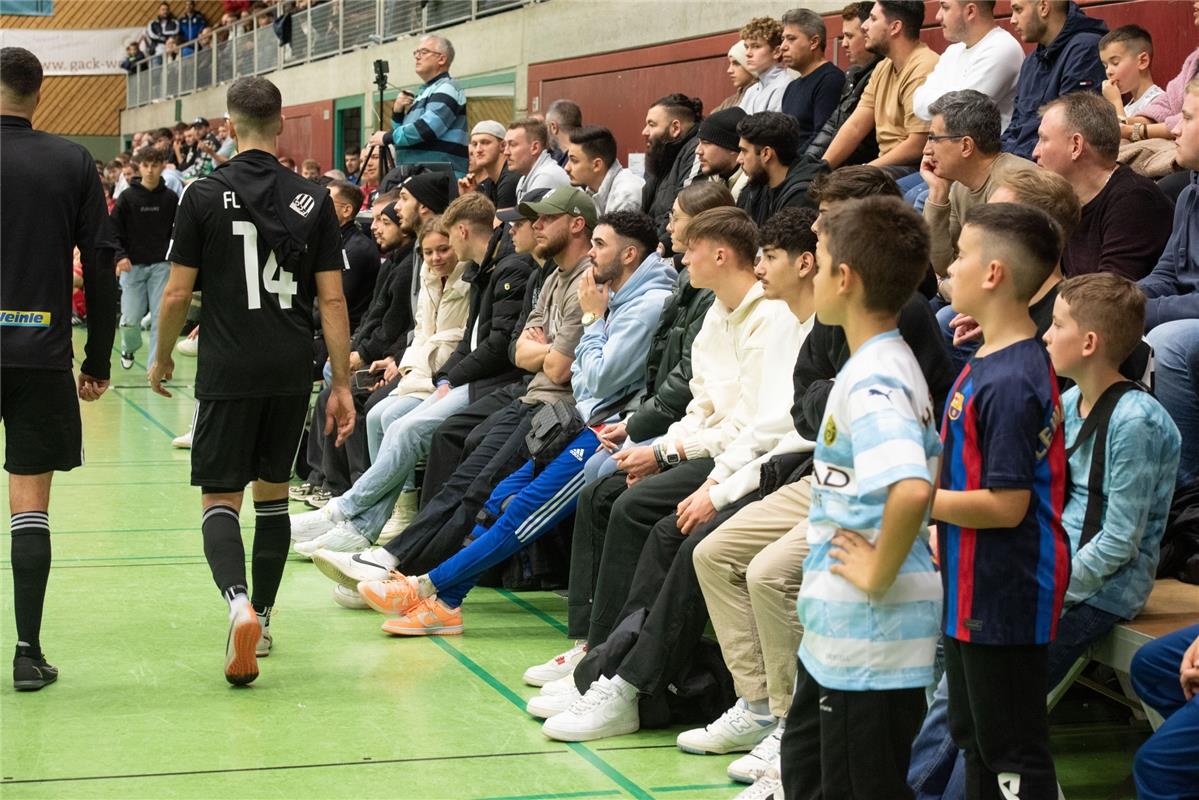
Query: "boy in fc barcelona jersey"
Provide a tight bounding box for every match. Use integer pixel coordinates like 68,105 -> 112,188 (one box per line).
933,203 -> 1070,800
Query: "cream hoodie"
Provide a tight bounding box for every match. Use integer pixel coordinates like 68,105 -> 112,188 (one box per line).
660,281 -> 807,509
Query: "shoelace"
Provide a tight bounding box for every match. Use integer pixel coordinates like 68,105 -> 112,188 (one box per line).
565,681 -> 616,715
747,729 -> 782,760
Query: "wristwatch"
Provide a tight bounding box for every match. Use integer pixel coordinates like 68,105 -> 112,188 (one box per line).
581,311 -> 599,327
657,441 -> 682,466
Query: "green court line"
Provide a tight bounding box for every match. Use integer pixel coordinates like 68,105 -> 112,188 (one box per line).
429,637 -> 654,800
476,791 -> 622,800
110,345 -> 197,401
109,386 -> 177,439
650,784 -> 741,793
496,588 -> 570,635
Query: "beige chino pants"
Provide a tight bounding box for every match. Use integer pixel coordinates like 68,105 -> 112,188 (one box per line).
692,476 -> 812,718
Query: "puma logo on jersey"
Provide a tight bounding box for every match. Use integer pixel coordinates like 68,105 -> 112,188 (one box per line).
289,193 -> 315,218
570,448 -> 586,461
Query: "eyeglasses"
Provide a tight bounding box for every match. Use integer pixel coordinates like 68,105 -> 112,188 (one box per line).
926,133 -> 967,143
412,48 -> 444,59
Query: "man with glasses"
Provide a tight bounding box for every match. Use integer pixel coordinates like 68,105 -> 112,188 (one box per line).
919,90 -> 1035,280
369,34 -> 469,178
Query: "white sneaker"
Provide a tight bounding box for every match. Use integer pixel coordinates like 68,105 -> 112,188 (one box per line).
377,491 -> 417,546
728,724 -> 784,783
171,429 -> 192,449
539,672 -> 581,696
332,584 -> 369,609
311,546 -> 394,589
176,336 -> 198,357
293,520 -> 370,558
541,676 -> 639,742
290,501 -> 343,543
526,683 -> 581,718
523,641 -> 588,687
733,760 -> 783,800
140,311 -> 151,330
256,611 -> 272,658
677,699 -> 777,756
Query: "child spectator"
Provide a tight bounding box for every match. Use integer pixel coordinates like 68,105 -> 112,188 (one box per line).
934,202 -> 1071,799
109,146 -> 178,371
781,195 -> 942,799
908,273 -> 1182,800
1099,25 -> 1164,120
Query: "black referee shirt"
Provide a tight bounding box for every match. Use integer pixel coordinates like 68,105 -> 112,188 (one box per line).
0,115 -> 117,378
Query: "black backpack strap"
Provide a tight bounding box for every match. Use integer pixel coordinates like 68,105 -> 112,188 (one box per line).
1066,381 -> 1142,546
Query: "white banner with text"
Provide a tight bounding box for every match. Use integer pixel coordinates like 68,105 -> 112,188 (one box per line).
0,27 -> 144,75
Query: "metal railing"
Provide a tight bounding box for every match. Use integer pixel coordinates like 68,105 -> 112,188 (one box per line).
125,0 -> 532,108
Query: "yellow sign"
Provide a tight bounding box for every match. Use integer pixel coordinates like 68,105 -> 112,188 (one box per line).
0,310 -> 52,327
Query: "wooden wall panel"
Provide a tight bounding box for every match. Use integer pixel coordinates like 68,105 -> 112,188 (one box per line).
31,74 -> 126,135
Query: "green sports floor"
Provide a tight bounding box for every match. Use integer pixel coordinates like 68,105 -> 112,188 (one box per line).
0,331 -> 1149,800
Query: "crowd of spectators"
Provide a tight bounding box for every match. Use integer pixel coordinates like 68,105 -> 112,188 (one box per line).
108,2 -> 1199,798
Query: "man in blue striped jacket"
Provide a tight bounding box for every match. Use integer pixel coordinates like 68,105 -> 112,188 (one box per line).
370,34 -> 469,178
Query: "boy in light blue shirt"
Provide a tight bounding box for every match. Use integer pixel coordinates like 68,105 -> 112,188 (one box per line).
781,196 -> 942,800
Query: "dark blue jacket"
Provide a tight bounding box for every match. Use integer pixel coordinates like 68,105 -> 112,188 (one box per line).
1000,3 -> 1107,159
1139,173 -> 1199,330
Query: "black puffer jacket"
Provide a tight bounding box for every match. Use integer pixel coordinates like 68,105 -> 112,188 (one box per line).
805,57 -> 883,165
625,265 -> 715,443
736,159 -> 827,227
644,125 -> 700,255
351,242 -> 414,364
435,225 -> 534,401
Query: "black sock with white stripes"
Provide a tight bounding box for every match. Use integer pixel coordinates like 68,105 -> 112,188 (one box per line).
201,505 -> 247,602
10,512 -> 51,657
250,499 -> 290,615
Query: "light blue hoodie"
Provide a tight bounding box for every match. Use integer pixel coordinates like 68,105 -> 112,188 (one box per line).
571,253 -> 677,422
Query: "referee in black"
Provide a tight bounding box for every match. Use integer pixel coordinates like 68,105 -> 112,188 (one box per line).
150,76 -> 354,686
0,48 -> 117,691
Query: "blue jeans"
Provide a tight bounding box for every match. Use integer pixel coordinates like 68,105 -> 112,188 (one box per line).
427,428 -> 600,608
366,393 -> 423,462
119,261 -> 170,367
1146,319 -> 1199,485
935,303 -> 980,377
897,172 -> 930,212
337,384 -> 471,540
1132,624 -> 1199,800
908,603 -> 1121,800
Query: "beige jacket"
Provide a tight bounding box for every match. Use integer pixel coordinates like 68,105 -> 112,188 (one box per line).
392,260 -> 471,399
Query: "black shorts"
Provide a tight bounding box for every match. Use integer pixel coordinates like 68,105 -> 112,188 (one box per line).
191,395 -> 309,490
0,367 -> 82,475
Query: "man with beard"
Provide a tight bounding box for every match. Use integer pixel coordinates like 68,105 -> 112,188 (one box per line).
735,112 -> 823,226
822,0 -> 939,176
695,107 -> 749,202
306,190 -> 609,624
642,93 -> 704,255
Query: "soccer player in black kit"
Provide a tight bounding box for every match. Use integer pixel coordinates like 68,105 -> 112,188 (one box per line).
1,47 -> 118,691
150,76 -> 354,686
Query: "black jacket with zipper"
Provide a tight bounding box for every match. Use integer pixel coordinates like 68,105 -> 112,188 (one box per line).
736,158 -> 827,227
625,264 -> 715,443
351,242 -> 414,364
435,225 -> 534,401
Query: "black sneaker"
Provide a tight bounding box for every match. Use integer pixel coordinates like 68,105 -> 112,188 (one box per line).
288,482 -> 315,501
120,351 -> 135,370
305,487 -> 333,509
13,651 -> 58,691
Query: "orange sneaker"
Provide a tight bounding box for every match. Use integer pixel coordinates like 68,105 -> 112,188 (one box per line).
224,603 -> 260,686
357,572 -> 421,616
380,597 -> 463,636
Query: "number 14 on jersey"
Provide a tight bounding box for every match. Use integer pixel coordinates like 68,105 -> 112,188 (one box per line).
232,221 -> 298,310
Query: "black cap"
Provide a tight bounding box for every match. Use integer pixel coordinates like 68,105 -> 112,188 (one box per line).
496,187 -> 550,222
403,171 -> 458,214
192,116 -> 209,128
698,107 -> 746,153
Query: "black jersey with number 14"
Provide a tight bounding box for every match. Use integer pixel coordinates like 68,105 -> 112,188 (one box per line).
167,150 -> 344,399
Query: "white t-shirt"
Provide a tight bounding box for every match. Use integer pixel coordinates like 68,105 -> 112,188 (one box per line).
912,26 -> 1025,130
1125,84 -> 1165,118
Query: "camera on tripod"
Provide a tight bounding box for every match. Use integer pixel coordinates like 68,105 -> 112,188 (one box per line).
373,59 -> 389,92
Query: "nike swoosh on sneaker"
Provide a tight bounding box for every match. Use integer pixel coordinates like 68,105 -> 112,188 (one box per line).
351,554 -> 390,571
